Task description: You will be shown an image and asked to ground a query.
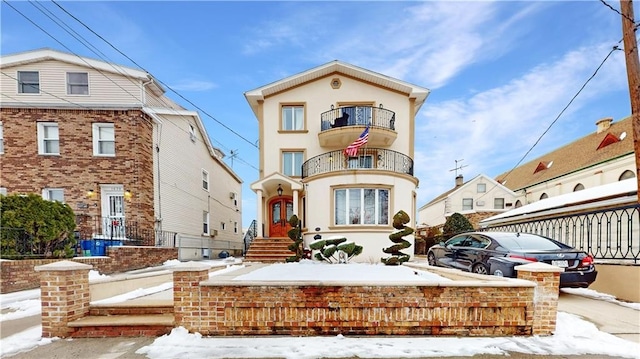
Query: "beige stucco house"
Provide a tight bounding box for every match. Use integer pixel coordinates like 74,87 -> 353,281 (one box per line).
0,48 -> 243,259
244,61 -> 430,262
418,174 -> 517,229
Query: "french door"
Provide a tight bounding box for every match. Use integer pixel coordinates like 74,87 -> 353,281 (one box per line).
269,197 -> 293,237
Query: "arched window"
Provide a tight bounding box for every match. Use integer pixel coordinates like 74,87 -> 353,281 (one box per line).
540,193 -> 548,200
515,200 -> 522,208
573,183 -> 585,192
619,170 -> 635,181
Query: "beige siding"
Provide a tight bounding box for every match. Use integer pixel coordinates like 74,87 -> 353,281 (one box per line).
154,113 -> 242,252
2,60 -> 143,106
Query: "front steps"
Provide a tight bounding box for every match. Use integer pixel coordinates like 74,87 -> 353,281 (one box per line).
68,302 -> 174,337
244,237 -> 295,263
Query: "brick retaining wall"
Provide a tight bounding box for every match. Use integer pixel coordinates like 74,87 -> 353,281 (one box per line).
0,246 -> 177,293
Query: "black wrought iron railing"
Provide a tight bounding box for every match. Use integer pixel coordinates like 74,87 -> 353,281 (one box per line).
243,219 -> 258,254
76,216 -> 177,247
320,106 -> 396,131
482,203 -> 640,263
302,148 -> 413,179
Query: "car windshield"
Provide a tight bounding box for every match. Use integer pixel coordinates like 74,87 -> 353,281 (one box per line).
493,233 -> 563,251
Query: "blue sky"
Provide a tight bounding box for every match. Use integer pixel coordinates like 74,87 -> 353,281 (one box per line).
1,1 -> 637,227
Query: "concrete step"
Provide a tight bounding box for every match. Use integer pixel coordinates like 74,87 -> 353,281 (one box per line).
68,313 -> 174,337
89,303 -> 174,316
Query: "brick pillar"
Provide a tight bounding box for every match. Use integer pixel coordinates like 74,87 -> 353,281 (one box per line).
173,262 -> 211,333
515,262 -> 563,336
34,260 -> 93,338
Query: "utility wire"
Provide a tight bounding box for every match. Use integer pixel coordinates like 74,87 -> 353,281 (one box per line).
475,45 -> 622,202
599,0 -> 639,25
50,0 -> 259,150
3,0 -> 258,172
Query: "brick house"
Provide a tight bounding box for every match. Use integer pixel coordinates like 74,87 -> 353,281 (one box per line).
0,48 -> 243,258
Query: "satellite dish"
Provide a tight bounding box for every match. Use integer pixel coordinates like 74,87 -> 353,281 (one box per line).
620,132 -> 627,140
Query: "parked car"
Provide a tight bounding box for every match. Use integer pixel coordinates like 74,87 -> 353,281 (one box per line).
426,231 -> 597,288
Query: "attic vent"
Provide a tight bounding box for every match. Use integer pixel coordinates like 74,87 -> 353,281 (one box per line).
533,161 -> 552,174
597,133 -> 620,150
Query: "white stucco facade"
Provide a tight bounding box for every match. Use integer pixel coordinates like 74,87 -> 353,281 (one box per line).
246,61 -> 429,263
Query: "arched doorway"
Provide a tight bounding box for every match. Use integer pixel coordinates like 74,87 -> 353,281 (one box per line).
269,196 -> 293,237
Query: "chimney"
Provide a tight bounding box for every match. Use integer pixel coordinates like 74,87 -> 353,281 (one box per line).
596,117 -> 613,133
455,175 -> 463,187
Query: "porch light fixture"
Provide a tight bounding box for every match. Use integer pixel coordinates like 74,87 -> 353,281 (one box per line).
124,189 -> 132,201
277,184 -> 283,197
86,189 -> 95,198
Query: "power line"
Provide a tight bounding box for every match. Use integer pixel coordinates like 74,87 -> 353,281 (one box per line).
599,0 -> 638,25
50,0 -> 259,150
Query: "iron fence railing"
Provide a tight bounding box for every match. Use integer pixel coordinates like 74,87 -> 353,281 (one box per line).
302,148 -> 413,179
482,203 -> 640,263
243,219 -> 257,254
76,216 -> 177,247
320,106 -> 396,131
0,227 -> 75,259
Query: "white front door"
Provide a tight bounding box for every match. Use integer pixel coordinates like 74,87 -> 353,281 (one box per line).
100,185 -> 126,239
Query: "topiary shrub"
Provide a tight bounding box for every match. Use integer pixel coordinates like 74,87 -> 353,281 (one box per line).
442,212 -> 474,240
1,193 -> 76,259
285,214 -> 304,262
381,210 -> 414,265
309,236 -> 363,264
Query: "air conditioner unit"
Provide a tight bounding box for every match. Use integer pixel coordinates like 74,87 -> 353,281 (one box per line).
210,229 -> 218,237
476,201 -> 485,206
229,192 -> 236,199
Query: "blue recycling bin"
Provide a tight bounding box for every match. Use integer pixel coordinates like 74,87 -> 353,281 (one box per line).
80,240 -> 93,256
91,240 -> 106,256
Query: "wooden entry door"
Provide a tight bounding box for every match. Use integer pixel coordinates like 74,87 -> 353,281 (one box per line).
269,197 -> 293,237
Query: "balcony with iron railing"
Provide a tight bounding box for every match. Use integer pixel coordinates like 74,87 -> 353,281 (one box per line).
302,148 -> 413,179
319,106 -> 397,148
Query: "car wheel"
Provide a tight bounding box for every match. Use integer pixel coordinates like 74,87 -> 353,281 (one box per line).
472,263 -> 489,275
427,252 -> 437,266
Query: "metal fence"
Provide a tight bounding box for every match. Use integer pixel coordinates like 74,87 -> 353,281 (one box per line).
482,203 -> 640,263
244,219 -> 257,254
0,227 -> 74,259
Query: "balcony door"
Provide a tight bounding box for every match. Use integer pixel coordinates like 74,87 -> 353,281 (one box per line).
269,197 -> 293,237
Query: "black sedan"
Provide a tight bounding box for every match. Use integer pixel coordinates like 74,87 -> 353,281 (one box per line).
426,231 -> 597,288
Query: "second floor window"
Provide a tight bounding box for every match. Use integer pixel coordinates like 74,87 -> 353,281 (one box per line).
37,122 -> 59,155
462,198 -> 473,211
477,183 -> 486,193
18,71 -> 40,94
67,72 -> 89,95
494,198 -> 505,209
282,105 -> 304,130
92,123 -> 115,156
283,151 -> 303,177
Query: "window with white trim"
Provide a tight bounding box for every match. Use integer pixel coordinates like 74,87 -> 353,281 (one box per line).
0,188 -> 7,196
234,222 -> 238,233
347,155 -> 373,169
37,122 -> 59,155
462,198 -> 473,210
42,188 -> 64,202
67,72 -> 88,95
203,211 -> 209,235
494,198 -> 504,209
0,122 -> 4,154
477,183 -> 486,193
220,222 -> 226,230
202,169 -> 209,191
18,71 -> 39,94
92,123 -> 115,156
334,188 -> 389,225
281,105 -> 304,130
282,151 -> 303,176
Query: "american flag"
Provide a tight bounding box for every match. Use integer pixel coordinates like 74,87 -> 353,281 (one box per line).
344,126 -> 369,157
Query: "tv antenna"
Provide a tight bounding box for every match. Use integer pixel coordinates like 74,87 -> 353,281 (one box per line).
229,149 -> 239,168
449,159 -> 468,177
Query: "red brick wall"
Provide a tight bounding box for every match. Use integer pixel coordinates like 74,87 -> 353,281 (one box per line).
0,107 -> 155,238
176,281 -> 535,336
0,246 -> 177,293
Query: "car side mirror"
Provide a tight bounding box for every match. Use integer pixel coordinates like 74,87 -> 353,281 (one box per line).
439,241 -> 445,246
